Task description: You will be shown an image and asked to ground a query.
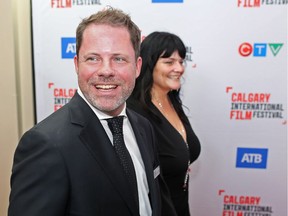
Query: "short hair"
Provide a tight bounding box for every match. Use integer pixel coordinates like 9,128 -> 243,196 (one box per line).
75,7 -> 141,59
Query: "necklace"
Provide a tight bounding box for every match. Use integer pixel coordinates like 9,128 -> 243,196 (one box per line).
178,122 -> 185,136
153,97 -> 190,191
153,97 -> 186,137
154,97 -> 163,109
183,140 -> 190,191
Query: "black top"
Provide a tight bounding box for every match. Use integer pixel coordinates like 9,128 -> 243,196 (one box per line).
127,99 -> 201,216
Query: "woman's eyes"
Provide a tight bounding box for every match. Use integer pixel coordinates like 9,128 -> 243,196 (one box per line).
164,60 -> 184,65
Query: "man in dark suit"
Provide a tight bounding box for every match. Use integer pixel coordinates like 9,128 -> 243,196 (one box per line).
8,7 -> 176,216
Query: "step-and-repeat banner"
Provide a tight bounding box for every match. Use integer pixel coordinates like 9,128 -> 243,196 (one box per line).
31,0 -> 287,215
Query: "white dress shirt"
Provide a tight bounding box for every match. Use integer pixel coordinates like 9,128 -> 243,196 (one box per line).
78,88 -> 152,216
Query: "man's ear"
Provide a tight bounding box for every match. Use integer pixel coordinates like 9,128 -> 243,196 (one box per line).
135,57 -> 142,78
74,55 -> 79,74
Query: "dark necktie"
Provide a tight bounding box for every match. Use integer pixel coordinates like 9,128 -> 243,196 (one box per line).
106,116 -> 139,208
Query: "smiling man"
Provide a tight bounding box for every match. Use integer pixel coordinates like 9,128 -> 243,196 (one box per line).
8,8 -> 174,216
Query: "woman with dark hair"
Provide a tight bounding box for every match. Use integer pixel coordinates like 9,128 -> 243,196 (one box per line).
127,31 -> 201,216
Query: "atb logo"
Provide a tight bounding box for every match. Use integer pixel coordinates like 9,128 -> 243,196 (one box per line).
236,147 -> 268,169
61,37 -> 76,59
239,42 -> 283,57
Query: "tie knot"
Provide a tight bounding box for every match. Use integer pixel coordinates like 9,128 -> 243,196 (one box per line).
106,116 -> 124,135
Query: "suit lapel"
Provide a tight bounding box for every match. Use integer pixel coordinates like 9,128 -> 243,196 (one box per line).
127,109 -> 158,214
68,93 -> 139,215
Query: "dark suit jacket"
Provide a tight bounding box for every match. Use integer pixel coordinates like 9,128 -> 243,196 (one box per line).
8,92 -> 163,216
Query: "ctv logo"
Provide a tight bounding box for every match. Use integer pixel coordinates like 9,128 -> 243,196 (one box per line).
239,42 -> 283,57
236,147 -> 268,169
61,37 -> 76,59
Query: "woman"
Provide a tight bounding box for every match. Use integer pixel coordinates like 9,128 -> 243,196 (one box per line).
127,31 -> 201,216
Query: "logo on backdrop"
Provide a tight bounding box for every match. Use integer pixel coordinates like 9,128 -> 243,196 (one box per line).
218,190 -> 273,215
236,147 -> 268,169
48,82 -> 77,111
51,0 -> 101,8
185,45 -> 197,68
152,0 -> 183,3
142,34 -> 196,67
226,87 -> 285,120
238,42 -> 284,57
237,0 -> 288,7
61,37 -> 76,59
185,46 -> 193,62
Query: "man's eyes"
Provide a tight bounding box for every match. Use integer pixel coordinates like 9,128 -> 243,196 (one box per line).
114,56 -> 127,63
85,56 -> 100,62
84,56 -> 127,63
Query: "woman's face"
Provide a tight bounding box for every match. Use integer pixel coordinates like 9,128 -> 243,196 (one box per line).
152,51 -> 185,93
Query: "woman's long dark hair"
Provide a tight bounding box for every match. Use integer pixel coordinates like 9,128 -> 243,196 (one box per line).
130,31 -> 188,123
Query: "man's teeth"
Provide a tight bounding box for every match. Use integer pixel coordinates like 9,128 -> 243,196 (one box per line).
96,85 -> 116,89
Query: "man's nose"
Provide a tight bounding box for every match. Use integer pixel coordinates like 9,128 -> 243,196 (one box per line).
98,59 -> 115,76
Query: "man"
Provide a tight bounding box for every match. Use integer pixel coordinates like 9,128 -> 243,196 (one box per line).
8,7 -> 176,216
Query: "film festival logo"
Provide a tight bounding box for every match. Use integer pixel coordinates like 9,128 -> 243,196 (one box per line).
219,190 -> 273,216
184,45 -> 197,69
226,87 -> 285,121
237,0 -> 288,7
51,0 -> 101,8
48,82 -> 77,111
